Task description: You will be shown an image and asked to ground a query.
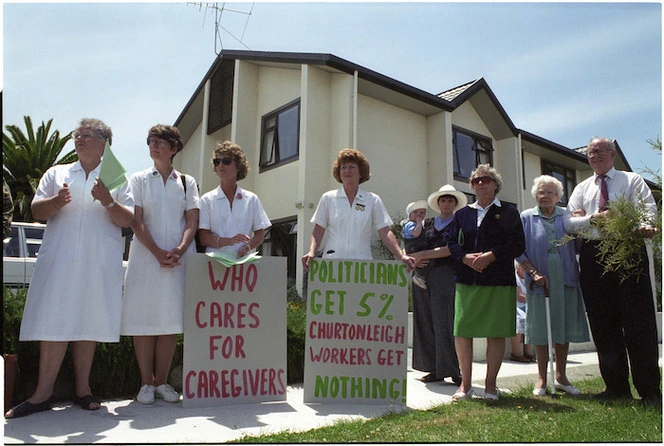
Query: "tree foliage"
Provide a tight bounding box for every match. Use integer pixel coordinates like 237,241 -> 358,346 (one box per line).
3,116 -> 77,222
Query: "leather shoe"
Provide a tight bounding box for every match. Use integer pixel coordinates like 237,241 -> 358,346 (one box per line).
594,389 -> 632,402
555,381 -> 581,395
641,394 -> 662,410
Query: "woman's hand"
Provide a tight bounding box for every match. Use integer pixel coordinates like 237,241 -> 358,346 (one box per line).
53,183 -> 71,210
529,270 -> 549,290
237,243 -> 251,258
466,251 -> 495,272
301,252 -> 315,272
412,252 -> 429,269
154,247 -> 181,268
91,178 -> 113,206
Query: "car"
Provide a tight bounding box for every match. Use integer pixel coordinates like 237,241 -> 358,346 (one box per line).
3,222 -> 130,288
3,222 -> 45,287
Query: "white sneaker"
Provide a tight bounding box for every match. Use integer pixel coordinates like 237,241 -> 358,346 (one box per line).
155,383 -> 180,403
136,384 -> 155,404
412,274 -> 427,290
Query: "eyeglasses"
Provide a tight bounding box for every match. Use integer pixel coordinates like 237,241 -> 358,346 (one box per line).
213,157 -> 233,166
471,176 -> 494,186
147,137 -> 169,148
73,131 -> 97,140
587,148 -> 611,158
536,189 -> 557,196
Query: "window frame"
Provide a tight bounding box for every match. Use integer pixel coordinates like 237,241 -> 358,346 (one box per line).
259,99 -> 301,172
452,126 -> 494,181
541,160 -> 577,206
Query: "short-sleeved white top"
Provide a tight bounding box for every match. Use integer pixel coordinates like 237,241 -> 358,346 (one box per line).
129,167 -> 200,251
311,186 -> 393,260
20,161 -> 134,342
199,185 -> 271,255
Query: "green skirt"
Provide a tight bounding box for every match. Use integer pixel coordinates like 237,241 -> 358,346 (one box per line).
454,283 -> 516,338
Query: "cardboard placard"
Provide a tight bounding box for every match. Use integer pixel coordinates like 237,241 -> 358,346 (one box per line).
182,254 -> 287,408
303,259 -> 409,405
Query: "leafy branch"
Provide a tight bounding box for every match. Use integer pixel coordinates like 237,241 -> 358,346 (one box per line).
558,195 -> 660,283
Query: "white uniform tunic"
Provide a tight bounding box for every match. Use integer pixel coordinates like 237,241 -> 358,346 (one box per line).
20,162 -> 134,342
199,185 -> 271,255
311,187 -> 393,260
121,168 -> 200,336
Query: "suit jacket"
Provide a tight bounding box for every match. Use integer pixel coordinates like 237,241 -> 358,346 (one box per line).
448,201 -> 525,286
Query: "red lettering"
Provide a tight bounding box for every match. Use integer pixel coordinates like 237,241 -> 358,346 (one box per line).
185,371 -> 196,398
210,302 -> 222,327
195,301 -> 207,328
207,262 -> 259,292
248,302 -> 260,328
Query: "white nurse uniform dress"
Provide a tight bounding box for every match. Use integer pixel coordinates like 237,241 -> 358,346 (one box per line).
121,168 -> 200,336
311,186 -> 393,260
20,161 -> 134,342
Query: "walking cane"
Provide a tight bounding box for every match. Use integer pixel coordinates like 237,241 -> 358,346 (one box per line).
544,285 -> 556,395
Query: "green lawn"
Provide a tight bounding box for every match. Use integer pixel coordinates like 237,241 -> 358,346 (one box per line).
233,376 -> 662,443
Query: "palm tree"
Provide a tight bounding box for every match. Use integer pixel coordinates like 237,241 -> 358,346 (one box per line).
3,116 -> 77,222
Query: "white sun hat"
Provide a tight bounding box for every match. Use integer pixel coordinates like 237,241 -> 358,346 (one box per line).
427,185 -> 468,213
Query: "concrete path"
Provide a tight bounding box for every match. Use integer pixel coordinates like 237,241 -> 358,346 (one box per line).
2,349 -> 604,444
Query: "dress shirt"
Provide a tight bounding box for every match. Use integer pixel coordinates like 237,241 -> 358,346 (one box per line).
564,167 -> 657,239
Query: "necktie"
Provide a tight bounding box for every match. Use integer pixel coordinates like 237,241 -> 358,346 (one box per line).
598,174 -> 609,212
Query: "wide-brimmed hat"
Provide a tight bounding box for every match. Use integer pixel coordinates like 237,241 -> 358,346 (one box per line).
405,200 -> 428,217
427,185 -> 467,213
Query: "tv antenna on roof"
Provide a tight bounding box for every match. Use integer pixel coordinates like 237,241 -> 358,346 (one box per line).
188,2 -> 254,54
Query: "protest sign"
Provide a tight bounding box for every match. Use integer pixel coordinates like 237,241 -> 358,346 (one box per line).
303,259 -> 409,405
183,254 -> 287,408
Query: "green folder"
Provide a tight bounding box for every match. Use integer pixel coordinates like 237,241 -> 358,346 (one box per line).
99,140 -> 127,191
206,251 -> 261,267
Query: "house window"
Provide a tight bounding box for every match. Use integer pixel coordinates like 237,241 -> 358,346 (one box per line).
260,99 -> 300,171
208,59 -> 234,134
259,216 -> 297,281
542,161 -> 576,205
453,127 -> 493,180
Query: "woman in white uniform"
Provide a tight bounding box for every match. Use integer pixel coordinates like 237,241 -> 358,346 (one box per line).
6,118 -> 134,418
301,148 -> 415,271
198,140 -> 271,257
121,125 -> 200,405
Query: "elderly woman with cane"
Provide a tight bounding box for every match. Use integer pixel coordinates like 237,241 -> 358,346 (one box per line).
517,175 -> 590,396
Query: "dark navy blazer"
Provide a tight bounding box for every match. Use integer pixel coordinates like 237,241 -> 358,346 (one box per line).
448,202 -> 525,287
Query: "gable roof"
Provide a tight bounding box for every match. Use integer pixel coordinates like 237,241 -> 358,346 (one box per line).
174,50 -> 456,131
438,77 -> 518,140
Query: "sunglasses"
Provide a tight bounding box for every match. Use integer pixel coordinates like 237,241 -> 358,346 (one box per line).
213,157 -> 233,166
471,176 -> 494,186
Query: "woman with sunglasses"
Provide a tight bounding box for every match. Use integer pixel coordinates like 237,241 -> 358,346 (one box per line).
198,141 -> 270,258
121,124 -> 200,405
447,164 -> 525,403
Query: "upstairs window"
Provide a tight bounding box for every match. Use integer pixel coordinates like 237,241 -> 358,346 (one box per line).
260,99 -> 300,171
542,160 -> 576,205
453,126 -> 493,180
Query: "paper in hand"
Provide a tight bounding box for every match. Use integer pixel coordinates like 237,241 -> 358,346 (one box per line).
206,251 -> 261,267
99,140 -> 127,191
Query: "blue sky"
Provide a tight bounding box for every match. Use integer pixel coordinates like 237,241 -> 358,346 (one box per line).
3,2 -> 662,181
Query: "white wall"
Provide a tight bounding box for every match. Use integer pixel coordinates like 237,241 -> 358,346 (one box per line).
356,94 -> 429,221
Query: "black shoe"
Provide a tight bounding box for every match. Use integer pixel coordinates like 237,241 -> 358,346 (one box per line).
451,376 -> 463,386
641,394 -> 662,411
594,389 -> 632,402
5,398 -> 53,419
